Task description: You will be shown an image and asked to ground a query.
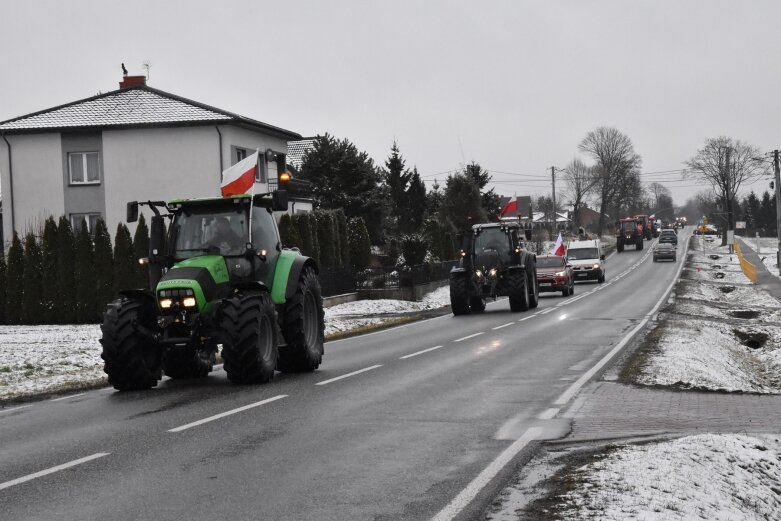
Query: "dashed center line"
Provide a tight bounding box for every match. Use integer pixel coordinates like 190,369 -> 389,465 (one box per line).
168,395 -> 288,432
454,332 -> 484,342
492,322 -> 514,330
315,365 -> 383,386
400,345 -> 444,359
0,452 -> 110,491
50,393 -> 86,402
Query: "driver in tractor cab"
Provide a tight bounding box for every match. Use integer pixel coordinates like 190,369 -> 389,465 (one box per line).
210,217 -> 242,253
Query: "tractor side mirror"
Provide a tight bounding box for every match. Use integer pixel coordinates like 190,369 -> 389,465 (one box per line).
127,201 -> 139,223
272,190 -> 289,212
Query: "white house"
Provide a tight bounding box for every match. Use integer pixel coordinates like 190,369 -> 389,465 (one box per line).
0,74 -> 302,250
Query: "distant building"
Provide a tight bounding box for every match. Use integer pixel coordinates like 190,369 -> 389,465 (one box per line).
0,74 -> 303,251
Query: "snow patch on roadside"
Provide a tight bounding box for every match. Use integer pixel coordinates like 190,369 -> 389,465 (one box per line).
556,433 -> 781,521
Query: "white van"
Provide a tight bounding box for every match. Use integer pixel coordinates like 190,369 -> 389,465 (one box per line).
566,239 -> 605,283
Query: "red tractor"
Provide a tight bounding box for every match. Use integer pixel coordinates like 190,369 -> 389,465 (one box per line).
633,214 -> 654,240
616,218 -> 644,253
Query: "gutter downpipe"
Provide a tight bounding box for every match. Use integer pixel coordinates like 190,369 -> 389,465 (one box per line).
215,126 -> 223,180
1,131 -> 14,236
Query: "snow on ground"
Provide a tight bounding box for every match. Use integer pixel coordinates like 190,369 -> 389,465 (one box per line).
634,319 -> 781,393
0,286 -> 452,402
554,433 -> 781,521
631,236 -> 781,393
0,324 -> 105,401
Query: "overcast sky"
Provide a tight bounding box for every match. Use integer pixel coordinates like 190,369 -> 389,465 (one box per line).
2,0 -> 779,208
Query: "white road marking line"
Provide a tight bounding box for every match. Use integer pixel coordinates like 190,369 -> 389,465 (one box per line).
518,316 -> 533,322
50,393 -> 86,402
0,404 -> 32,415
168,395 -> 288,432
554,236 -> 690,407
539,307 -> 555,315
538,407 -> 560,420
492,322 -> 514,330
315,365 -> 382,386
400,345 -> 444,359
0,452 -> 110,491
454,332 -> 484,342
431,427 -> 543,521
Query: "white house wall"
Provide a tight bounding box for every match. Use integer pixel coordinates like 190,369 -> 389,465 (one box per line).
102,126 -> 220,234
0,133 -> 64,244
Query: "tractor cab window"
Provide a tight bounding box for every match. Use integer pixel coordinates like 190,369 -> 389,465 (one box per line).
251,205 -> 281,253
621,221 -> 636,232
172,206 -> 249,258
475,228 -> 510,257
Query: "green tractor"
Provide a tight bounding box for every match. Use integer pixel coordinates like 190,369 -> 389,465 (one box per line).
449,222 -> 539,315
100,190 -> 324,390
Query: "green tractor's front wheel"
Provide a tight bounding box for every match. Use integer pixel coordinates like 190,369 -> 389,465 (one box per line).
219,291 -> 277,384
100,296 -> 162,391
278,267 -> 325,373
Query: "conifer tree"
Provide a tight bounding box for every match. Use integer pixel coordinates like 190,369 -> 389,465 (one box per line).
22,232 -> 44,324
348,217 -> 371,269
74,221 -> 96,323
278,213 -> 302,249
114,223 -> 136,293
0,254 -> 6,325
293,214 -> 312,257
334,209 -> 350,268
308,213 -> 321,262
315,210 -> 336,268
41,217 -> 59,324
93,219 -> 114,318
56,216 -> 76,323
132,214 -> 150,290
5,232 -> 24,324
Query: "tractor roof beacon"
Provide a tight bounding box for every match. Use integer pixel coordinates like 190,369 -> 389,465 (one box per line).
449,222 -> 538,315
100,190 -> 325,391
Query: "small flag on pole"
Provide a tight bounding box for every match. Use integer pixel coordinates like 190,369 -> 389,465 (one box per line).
551,232 -> 566,256
221,150 -> 259,196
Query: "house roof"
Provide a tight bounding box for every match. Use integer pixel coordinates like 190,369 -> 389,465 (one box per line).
0,85 -> 301,140
286,137 -> 317,169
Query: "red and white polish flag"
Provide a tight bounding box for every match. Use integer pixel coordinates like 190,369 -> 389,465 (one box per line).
221,150 -> 259,197
551,232 -> 566,256
498,196 -> 518,218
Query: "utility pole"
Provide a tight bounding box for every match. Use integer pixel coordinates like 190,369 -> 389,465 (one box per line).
725,147 -> 732,252
774,150 -> 781,274
551,166 -> 557,239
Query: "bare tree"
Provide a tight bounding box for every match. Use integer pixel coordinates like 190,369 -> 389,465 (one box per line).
562,158 -> 599,232
685,137 -> 767,245
579,127 -> 642,236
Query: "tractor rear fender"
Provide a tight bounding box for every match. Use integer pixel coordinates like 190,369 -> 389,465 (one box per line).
272,250 -> 320,305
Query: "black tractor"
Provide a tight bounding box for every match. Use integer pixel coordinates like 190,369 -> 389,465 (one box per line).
616,218 -> 644,253
449,222 -> 538,315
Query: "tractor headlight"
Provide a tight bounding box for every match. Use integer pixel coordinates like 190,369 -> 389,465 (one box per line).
182,297 -> 197,308
488,268 -> 497,278
475,270 -> 483,278
159,298 -> 173,309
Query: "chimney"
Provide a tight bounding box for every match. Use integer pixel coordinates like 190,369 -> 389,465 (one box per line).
119,75 -> 147,89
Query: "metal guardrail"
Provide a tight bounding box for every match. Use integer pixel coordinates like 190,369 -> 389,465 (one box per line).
734,241 -> 758,284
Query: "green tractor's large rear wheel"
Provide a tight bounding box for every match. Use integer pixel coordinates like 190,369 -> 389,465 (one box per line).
278,267 -> 324,373
100,297 -> 162,391
162,343 -> 215,379
219,291 -> 277,384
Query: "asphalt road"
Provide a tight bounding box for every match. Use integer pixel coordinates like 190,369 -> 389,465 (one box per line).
0,230 -> 690,521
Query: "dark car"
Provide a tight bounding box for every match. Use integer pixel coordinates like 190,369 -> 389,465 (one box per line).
536,255 -> 575,296
653,242 -> 676,262
658,229 -> 678,246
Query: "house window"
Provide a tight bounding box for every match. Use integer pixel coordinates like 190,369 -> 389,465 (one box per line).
70,213 -> 101,236
236,148 -> 247,162
69,152 -> 100,184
